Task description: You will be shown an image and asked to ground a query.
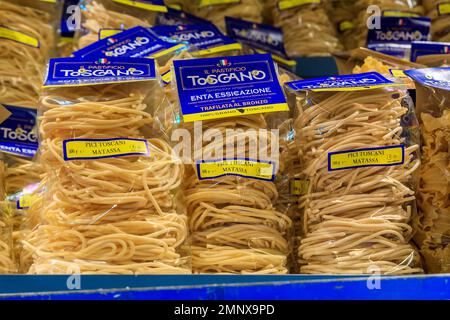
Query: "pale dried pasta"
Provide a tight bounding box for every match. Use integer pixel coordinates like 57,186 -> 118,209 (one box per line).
190,0 -> 263,33
269,0 -> 343,57
76,0 -> 157,50
0,0 -> 55,107
25,81 -> 190,275
423,0 -> 450,42
292,87 -> 423,274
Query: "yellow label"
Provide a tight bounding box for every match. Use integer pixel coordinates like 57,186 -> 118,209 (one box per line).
390,69 -> 408,78
311,83 -> 404,92
113,0 -> 168,12
60,37 -> 74,44
99,29 -> 123,40
193,43 -> 243,56
328,145 -> 404,171
339,20 -> 355,32
150,44 -> 186,58
168,4 -> 183,10
438,3 -> 450,15
382,10 -> 419,17
63,138 -> 150,160
40,0 -> 56,3
198,0 -> 240,7
161,70 -> 172,84
198,159 -> 275,181
183,103 -> 289,122
278,0 -> 321,10
290,179 -> 309,195
0,27 -> 39,48
255,49 -> 297,67
18,194 -> 39,209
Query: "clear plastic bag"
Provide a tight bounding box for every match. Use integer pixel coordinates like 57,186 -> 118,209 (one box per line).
406,67 -> 450,273
191,0 -> 264,33
423,1 -> 450,42
24,57 -> 190,275
269,0 -> 343,57
286,74 -> 424,274
75,0 -> 166,49
325,0 -> 358,51
170,54 -> 293,274
0,0 -> 59,107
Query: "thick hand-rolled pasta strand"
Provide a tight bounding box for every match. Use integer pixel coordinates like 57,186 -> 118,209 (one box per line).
294,89 -> 423,274
0,1 -> 55,106
25,83 -> 190,275
0,220 -> 14,274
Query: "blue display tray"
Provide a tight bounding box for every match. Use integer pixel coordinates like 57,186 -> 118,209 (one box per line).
0,275 -> 448,300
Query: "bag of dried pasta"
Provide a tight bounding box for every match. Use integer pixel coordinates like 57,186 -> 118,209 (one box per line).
24,57 -> 190,275
0,0 -> 59,107
405,67 -> 450,273
225,17 -> 297,73
269,0 -> 343,57
171,54 -> 293,274
423,1 -> 450,42
0,104 -> 42,273
411,41 -> 450,67
353,0 -> 424,48
285,72 -> 423,274
325,0 -> 358,51
0,208 -> 14,274
75,0 -> 168,49
190,0 -> 263,33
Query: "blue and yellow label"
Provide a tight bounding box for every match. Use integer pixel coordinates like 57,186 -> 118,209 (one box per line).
151,24 -> 241,56
328,145 -> 405,171
73,26 -> 186,60
63,138 -> 150,161
155,7 -> 212,26
0,105 -> 38,158
389,69 -> 408,78
411,41 -> 450,62
197,158 -> 275,181
174,54 -> 288,122
112,0 -> 168,12
278,0 -> 321,10
198,0 -> 240,7
405,67 -> 450,91
44,57 -> 157,87
287,72 -> 397,92
0,26 -> 39,48
17,194 -> 40,210
225,17 -> 295,68
99,29 -> 123,40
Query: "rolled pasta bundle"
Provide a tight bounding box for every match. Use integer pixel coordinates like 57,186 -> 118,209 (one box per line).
190,0 -> 263,33
406,67 -> 450,273
0,0 -> 57,107
269,0 -> 343,57
25,57 -> 190,275
76,0 -> 167,50
325,0 -> 358,51
423,1 -> 450,42
172,54 -> 292,274
286,74 -> 423,274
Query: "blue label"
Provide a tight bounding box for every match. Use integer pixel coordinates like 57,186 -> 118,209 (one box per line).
60,0 -> 79,38
155,7 -> 212,26
286,72 -> 395,91
405,67 -> 450,91
411,41 -> 450,62
151,24 -> 239,53
367,17 -> 431,45
225,17 -> 289,60
72,26 -> 185,59
44,57 -> 157,87
173,54 -> 289,122
0,105 -> 38,158
367,43 -> 412,59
